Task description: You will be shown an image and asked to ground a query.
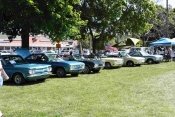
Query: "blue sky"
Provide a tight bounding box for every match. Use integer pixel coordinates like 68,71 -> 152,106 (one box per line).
157,0 -> 175,8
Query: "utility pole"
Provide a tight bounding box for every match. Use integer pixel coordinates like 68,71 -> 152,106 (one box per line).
166,0 -> 168,37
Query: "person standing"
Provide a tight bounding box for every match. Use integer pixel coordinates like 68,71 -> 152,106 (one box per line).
169,47 -> 174,61
0,52 -> 8,117
0,52 -> 3,87
0,59 -> 3,116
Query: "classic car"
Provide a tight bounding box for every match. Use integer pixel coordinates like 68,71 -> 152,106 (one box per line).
63,54 -> 105,74
16,48 -> 85,77
109,51 -> 145,67
1,55 -> 52,85
129,51 -> 163,64
99,55 -> 124,68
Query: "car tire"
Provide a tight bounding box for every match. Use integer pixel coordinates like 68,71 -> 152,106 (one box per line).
126,61 -> 134,67
71,74 -> 79,77
82,65 -> 91,74
105,62 -> 112,69
13,73 -> 25,85
56,67 -> 66,77
147,59 -> 154,64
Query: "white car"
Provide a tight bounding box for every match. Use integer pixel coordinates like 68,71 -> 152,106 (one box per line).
0,50 -> 11,55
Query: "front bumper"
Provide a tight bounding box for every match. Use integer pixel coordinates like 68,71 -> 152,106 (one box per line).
154,59 -> 163,62
26,72 -> 51,81
68,69 -> 84,74
92,66 -> 104,71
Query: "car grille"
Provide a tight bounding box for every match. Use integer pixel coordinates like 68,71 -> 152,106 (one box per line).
35,68 -> 47,73
75,65 -> 84,69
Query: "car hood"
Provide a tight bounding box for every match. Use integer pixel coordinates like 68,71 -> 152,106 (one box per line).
13,63 -> 50,69
55,60 -> 84,65
143,55 -> 163,57
84,59 -> 105,64
15,48 -> 30,58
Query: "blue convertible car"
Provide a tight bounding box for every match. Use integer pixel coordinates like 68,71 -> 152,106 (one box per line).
16,49 -> 85,77
1,55 -> 52,85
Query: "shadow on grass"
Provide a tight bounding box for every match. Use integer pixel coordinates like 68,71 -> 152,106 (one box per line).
103,66 -> 122,70
3,79 -> 46,86
49,74 -> 80,79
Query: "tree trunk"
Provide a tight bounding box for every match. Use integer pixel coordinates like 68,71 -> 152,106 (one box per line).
92,38 -> 97,54
21,28 -> 29,49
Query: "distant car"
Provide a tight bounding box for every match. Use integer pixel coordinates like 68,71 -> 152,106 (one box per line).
16,48 -> 85,77
99,55 -> 124,68
129,51 -> 163,64
111,51 -> 145,67
63,54 -> 105,74
1,55 -> 52,85
43,50 -> 56,54
83,50 -> 90,56
60,50 -> 70,57
0,50 -> 11,55
32,50 -> 43,54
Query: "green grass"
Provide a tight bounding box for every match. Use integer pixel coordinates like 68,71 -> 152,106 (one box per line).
1,62 -> 175,117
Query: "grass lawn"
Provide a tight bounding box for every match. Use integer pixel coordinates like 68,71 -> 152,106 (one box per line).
1,62 -> 175,117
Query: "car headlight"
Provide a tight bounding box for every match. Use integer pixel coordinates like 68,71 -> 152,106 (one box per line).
70,65 -> 76,70
47,66 -> 52,72
94,64 -> 99,68
29,69 -> 35,74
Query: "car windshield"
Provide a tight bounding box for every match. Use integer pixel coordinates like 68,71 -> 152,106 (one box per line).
46,54 -> 64,62
73,54 -> 86,60
3,56 -> 28,65
119,52 -> 130,57
100,55 -> 108,58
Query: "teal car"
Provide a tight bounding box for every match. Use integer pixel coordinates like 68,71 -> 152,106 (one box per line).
1,55 -> 52,85
16,49 -> 85,77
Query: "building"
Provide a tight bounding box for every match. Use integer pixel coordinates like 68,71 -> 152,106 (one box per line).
0,34 -> 78,52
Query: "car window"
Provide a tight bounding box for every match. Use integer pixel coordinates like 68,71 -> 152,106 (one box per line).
131,52 -> 141,56
141,52 -> 150,56
3,56 -> 28,65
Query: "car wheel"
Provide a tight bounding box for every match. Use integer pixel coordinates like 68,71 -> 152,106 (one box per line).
71,74 -> 79,77
13,73 -> 25,85
147,59 -> 154,64
82,65 -> 91,74
93,70 -> 100,73
56,68 -> 66,77
126,61 -> 134,67
105,62 -> 112,69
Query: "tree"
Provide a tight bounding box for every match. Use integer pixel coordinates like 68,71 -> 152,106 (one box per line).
140,5 -> 175,44
0,0 -> 86,49
76,0 -> 156,53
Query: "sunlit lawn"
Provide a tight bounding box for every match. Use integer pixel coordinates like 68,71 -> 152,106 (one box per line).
1,62 -> 175,117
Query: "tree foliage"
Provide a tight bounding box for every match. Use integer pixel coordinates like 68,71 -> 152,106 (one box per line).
76,0 -> 156,52
0,0 -> 86,48
141,5 -> 175,44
